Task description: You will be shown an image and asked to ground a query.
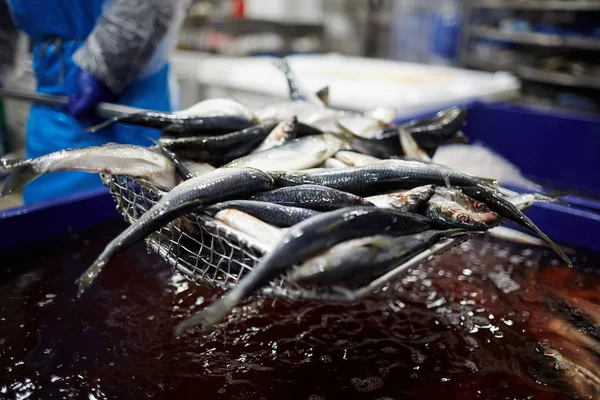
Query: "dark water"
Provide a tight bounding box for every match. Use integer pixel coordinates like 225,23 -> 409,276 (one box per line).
1,220 -> 600,400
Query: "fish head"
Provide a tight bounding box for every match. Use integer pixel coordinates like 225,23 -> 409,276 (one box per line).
458,195 -> 500,224
425,198 -> 489,230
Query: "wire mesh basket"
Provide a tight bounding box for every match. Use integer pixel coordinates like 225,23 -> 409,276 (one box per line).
103,174 -> 477,302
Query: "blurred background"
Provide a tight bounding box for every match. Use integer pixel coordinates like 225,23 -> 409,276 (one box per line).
1,0 -> 599,208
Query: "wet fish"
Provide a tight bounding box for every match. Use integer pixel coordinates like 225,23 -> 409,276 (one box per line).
77,168 -> 274,296
0,143 -> 179,196
251,184 -> 374,211
366,185 -> 435,212
334,151 -> 381,167
161,121 -> 278,162
223,134 -> 346,172
402,107 -> 468,153
156,142 -> 215,180
89,98 -> 258,134
274,58 -> 325,106
205,200 -> 320,227
459,184 -> 572,266
175,207 -> 438,334
399,127 -> 431,162
215,209 -> 284,249
252,117 -> 298,153
288,229 -> 466,285
434,186 -> 500,224
269,163 -> 482,196
423,191 -> 490,231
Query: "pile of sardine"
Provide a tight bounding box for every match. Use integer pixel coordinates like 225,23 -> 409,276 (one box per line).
0,60 -> 570,335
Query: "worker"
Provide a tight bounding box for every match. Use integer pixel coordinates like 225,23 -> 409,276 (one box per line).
1,0 -> 186,204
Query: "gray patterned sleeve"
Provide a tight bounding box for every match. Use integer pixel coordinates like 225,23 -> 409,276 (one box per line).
73,0 -> 178,95
0,0 -> 19,84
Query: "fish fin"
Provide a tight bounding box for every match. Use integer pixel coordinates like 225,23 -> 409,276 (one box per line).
0,160 -> 40,197
174,297 -> 233,336
315,86 -> 330,106
451,130 -> 469,145
398,127 -> 432,163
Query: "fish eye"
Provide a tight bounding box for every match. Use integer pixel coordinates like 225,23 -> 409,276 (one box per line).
455,213 -> 470,222
474,202 -> 489,212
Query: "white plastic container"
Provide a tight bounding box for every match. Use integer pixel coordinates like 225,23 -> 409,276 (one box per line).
193,53 -> 520,116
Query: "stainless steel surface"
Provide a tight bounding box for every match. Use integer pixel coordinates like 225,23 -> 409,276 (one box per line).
0,88 -> 148,119
470,26 -> 600,51
105,174 -> 479,302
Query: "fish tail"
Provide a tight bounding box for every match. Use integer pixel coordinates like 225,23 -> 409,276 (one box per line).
516,214 -> 573,267
174,296 -> 237,336
0,159 -> 41,197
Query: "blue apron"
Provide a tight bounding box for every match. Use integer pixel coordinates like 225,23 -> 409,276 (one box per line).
7,0 -> 173,204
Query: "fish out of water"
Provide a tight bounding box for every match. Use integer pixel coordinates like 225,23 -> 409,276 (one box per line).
433,186 -> 499,224
215,209 -> 284,249
161,121 -> 278,163
366,185 -> 435,212
274,58 -> 325,107
175,207 -> 439,334
288,229 -> 465,285
252,117 -> 298,153
423,191 -> 490,231
251,184 -> 374,211
155,142 -> 215,180
77,168 -> 274,296
459,184 -> 572,266
269,163 -> 483,196
223,134 -> 346,172
205,200 -> 320,228
0,143 -> 179,196
89,98 -> 258,134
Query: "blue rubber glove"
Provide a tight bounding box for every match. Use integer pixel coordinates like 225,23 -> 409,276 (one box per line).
65,68 -> 115,121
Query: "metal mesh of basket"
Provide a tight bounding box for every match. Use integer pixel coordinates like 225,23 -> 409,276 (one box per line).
103,174 -> 474,302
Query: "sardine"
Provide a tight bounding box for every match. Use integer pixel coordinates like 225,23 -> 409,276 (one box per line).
161,121 -> 278,162
288,229 -> 465,285
334,151 -> 381,167
156,142 -> 215,180
423,192 -> 490,231
89,98 -> 258,134
274,58 -> 325,106
77,168 -> 274,296
0,143 -> 179,196
434,186 -> 499,224
252,117 -> 298,153
366,185 -> 435,212
251,184 -> 374,211
459,184 -> 572,266
205,200 -> 320,227
223,134 -> 346,172
175,207 -> 438,334
215,209 -> 284,249
269,163 -> 482,196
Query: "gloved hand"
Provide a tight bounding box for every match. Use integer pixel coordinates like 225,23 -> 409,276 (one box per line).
65,68 -> 115,121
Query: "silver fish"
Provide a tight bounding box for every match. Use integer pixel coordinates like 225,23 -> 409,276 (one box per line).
366,185 -> 435,212
206,200 -> 320,228
252,117 -> 298,153
223,134 -> 346,172
273,58 -> 325,106
215,209 -> 284,249
288,229 -> 464,285
424,192 -> 490,231
77,167 -> 274,296
0,143 -> 179,196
